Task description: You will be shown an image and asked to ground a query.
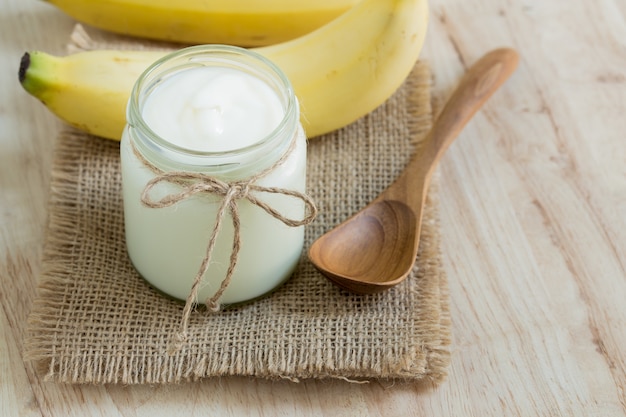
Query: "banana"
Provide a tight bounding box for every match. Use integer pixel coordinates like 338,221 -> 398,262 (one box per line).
20,0 -> 428,140
44,0 -> 360,47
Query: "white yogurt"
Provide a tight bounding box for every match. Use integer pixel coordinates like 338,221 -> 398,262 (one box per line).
120,46 -> 308,305
142,66 -> 284,152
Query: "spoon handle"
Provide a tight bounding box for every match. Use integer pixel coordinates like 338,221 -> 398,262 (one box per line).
380,47 -> 519,206
421,47 -> 519,166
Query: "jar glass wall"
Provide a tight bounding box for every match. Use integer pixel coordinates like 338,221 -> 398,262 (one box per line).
120,45 -> 308,306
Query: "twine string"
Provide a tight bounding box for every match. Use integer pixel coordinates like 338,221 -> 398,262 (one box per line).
130,137 -> 317,350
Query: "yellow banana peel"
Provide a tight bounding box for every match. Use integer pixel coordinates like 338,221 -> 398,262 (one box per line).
44,0 -> 360,46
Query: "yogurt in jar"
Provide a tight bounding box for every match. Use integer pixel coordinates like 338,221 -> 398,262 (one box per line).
142,66 -> 284,152
120,45 -> 309,306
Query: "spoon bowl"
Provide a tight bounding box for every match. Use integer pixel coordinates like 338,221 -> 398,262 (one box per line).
309,48 -> 520,294
311,200 -> 417,294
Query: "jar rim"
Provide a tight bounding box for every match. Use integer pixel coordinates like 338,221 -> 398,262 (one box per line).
127,44 -> 299,160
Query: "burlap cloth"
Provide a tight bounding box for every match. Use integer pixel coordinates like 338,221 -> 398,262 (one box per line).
23,26 -> 451,384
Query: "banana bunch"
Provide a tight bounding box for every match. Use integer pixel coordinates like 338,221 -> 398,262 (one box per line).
44,0 -> 360,46
21,0 -> 428,140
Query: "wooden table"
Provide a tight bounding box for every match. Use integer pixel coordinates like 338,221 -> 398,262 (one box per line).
2,0 -> 625,415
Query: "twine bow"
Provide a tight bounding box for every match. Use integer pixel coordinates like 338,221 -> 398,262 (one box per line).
130,138 -> 317,351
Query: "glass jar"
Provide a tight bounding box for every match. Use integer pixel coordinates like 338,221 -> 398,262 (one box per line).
120,45 -> 309,306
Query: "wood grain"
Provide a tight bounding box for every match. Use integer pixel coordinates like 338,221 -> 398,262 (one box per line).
1,0 -> 625,415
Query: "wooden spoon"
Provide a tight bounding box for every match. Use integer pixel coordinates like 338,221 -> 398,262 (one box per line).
308,48 -> 519,294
